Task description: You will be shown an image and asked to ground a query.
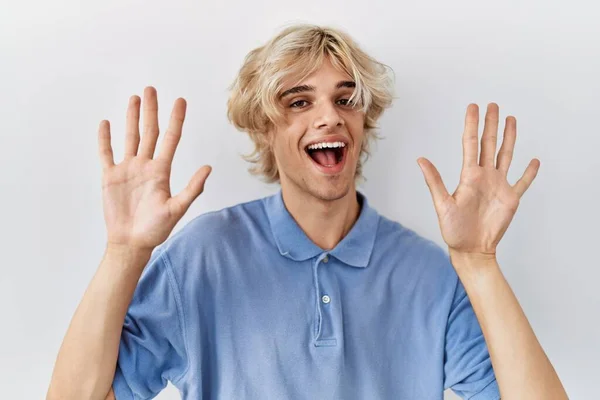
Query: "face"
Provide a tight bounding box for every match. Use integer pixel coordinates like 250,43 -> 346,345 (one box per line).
270,57 -> 366,202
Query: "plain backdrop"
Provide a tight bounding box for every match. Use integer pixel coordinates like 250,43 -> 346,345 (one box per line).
1,0 -> 598,399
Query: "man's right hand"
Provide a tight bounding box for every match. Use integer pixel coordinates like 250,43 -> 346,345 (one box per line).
98,86 -> 212,252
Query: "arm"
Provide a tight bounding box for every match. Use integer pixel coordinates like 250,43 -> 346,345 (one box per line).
47,86 -> 211,400
46,245 -> 151,400
417,102 -> 567,398
450,251 -> 567,398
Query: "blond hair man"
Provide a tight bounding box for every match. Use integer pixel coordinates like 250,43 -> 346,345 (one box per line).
48,24 -> 567,399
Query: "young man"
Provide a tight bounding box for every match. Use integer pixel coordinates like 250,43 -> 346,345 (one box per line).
47,25 -> 567,399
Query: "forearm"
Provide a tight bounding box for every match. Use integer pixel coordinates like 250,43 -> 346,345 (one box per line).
449,251 -> 568,399
47,244 -> 153,400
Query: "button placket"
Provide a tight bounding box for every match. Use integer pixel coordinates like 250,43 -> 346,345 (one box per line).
313,253 -> 337,346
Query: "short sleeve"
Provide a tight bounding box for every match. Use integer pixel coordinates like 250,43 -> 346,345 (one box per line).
112,247 -> 189,400
443,276 -> 501,400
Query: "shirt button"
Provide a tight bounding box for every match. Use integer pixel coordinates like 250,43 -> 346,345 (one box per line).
322,295 -> 331,304
323,255 -> 329,263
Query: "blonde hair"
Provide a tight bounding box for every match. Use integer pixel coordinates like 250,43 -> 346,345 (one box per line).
227,23 -> 395,183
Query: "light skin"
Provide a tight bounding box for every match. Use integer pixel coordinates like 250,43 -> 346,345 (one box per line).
417,103 -> 568,397
270,57 -> 364,250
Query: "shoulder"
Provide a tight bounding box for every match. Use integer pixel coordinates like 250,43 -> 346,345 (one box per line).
165,196 -> 268,250
377,214 -> 450,264
374,214 -> 458,289
149,196 -> 272,278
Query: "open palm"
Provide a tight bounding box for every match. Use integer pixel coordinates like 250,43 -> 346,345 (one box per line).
98,86 -> 212,251
417,103 -> 540,256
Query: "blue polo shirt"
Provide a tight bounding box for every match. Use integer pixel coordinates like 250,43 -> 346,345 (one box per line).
112,190 -> 500,400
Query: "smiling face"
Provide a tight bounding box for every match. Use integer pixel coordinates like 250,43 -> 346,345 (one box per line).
270,57 -> 366,202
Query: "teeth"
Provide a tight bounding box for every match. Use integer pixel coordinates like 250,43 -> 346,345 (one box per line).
307,141 -> 346,150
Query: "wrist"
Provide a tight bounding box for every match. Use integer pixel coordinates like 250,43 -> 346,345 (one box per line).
448,248 -> 499,273
104,242 -> 154,263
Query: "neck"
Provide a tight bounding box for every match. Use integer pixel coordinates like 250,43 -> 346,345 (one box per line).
280,184 -> 361,250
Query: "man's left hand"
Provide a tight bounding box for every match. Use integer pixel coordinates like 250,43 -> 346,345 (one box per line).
417,103 -> 540,261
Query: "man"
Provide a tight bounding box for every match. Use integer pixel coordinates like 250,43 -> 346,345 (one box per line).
47,24 -> 567,399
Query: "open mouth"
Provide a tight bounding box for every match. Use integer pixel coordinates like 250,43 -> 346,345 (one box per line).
304,141 -> 347,172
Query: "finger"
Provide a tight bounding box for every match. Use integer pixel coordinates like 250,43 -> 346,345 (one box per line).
417,157 -> 450,210
169,165 -> 212,217
157,97 -> 187,164
124,95 -> 141,159
479,103 -> 499,168
513,158 -> 540,198
139,86 -> 160,159
496,116 -> 516,176
462,103 -> 479,168
98,120 -> 115,169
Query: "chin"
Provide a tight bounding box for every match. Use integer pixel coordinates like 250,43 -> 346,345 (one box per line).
305,177 -> 353,202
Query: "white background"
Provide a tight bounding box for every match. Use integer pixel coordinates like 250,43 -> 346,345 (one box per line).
1,0 -> 598,399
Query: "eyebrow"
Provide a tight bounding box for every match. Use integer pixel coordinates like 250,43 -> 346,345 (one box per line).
279,80 -> 356,99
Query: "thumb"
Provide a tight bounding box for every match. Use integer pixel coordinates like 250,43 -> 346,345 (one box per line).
170,165 -> 212,216
417,157 -> 449,210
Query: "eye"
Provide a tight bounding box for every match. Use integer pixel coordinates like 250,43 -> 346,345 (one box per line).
337,98 -> 354,106
290,100 -> 309,108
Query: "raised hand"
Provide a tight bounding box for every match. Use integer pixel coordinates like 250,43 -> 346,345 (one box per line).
98,86 -> 212,251
417,103 -> 540,258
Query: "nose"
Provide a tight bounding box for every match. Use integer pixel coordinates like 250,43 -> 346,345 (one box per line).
313,101 -> 344,130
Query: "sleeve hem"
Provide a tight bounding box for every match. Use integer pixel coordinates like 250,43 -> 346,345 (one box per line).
468,378 -> 501,400
161,249 -> 191,385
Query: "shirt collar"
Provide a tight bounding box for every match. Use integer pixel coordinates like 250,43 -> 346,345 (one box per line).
263,189 -> 380,268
